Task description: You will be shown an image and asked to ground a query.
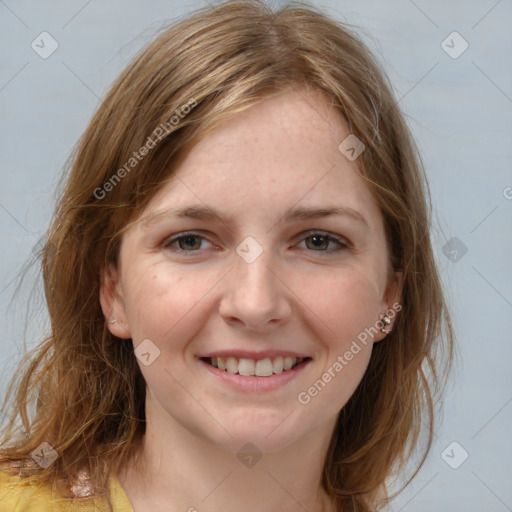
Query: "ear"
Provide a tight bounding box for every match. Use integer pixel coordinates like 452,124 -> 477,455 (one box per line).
99,262 -> 132,339
373,270 -> 403,342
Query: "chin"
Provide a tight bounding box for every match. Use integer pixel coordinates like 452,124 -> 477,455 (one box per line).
206,409 -> 309,454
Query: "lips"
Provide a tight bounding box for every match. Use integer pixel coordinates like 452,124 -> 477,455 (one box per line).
199,353 -> 312,392
200,349 -> 310,360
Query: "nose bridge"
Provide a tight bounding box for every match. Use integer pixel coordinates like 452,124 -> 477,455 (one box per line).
233,239 -> 279,304
235,245 -> 273,292
219,236 -> 289,328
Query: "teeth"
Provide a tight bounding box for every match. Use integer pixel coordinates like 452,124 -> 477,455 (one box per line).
226,357 -> 238,374
209,355 -> 305,376
255,358 -> 273,377
272,356 -> 284,374
238,358 -> 255,376
283,356 -> 294,370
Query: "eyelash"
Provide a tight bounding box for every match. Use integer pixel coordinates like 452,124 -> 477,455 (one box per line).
162,231 -> 351,256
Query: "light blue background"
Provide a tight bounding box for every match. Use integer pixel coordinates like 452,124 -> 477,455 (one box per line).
1,1 -> 511,510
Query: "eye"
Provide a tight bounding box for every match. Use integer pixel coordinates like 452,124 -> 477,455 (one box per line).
298,231 -> 350,252
162,230 -> 350,255
163,232 -> 213,253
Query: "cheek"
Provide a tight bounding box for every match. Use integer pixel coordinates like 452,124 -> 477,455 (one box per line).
121,260 -> 219,343
297,271 -> 379,417
306,264 -> 384,343
299,266 -> 382,405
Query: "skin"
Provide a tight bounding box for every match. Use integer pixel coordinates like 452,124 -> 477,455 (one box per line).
100,87 -> 402,512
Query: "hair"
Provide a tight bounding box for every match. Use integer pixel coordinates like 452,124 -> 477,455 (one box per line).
0,1 -> 455,510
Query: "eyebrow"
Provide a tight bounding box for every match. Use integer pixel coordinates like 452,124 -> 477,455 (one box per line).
141,204 -> 369,228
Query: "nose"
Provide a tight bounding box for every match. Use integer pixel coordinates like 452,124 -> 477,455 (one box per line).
218,243 -> 292,333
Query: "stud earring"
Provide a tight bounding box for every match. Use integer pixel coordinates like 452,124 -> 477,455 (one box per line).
109,318 -> 117,324
380,315 -> 391,334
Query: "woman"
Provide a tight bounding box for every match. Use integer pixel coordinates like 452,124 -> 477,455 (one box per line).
0,1 -> 454,510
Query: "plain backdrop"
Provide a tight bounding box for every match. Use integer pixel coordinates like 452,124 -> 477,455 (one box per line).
0,1 -> 511,511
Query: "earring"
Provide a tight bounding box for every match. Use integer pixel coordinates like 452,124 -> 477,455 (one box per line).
380,315 -> 391,334
109,318 -> 117,324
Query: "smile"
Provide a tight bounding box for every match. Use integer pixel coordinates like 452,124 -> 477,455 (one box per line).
201,356 -> 310,377
199,354 -> 312,393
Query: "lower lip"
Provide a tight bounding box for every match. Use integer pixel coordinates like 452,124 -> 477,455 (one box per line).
199,358 -> 311,393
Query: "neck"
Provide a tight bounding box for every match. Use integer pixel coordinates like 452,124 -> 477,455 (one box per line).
117,397 -> 338,512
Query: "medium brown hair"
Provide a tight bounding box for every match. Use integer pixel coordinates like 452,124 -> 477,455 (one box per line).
0,1 -> 454,510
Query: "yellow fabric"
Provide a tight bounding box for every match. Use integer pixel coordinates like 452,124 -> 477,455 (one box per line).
0,469 -> 135,511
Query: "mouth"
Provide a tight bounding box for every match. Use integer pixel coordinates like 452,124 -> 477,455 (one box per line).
200,355 -> 312,377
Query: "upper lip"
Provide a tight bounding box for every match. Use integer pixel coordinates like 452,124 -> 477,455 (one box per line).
199,349 -> 311,359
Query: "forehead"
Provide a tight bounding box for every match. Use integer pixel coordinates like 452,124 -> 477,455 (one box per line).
140,88 -> 383,231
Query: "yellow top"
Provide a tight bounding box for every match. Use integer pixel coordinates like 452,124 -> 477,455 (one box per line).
0,469 -> 135,511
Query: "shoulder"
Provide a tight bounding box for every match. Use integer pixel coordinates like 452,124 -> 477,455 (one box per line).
0,463 -> 130,511
0,466 -> 61,511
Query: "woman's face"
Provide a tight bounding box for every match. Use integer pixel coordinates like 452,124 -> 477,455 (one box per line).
102,88 -> 400,453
